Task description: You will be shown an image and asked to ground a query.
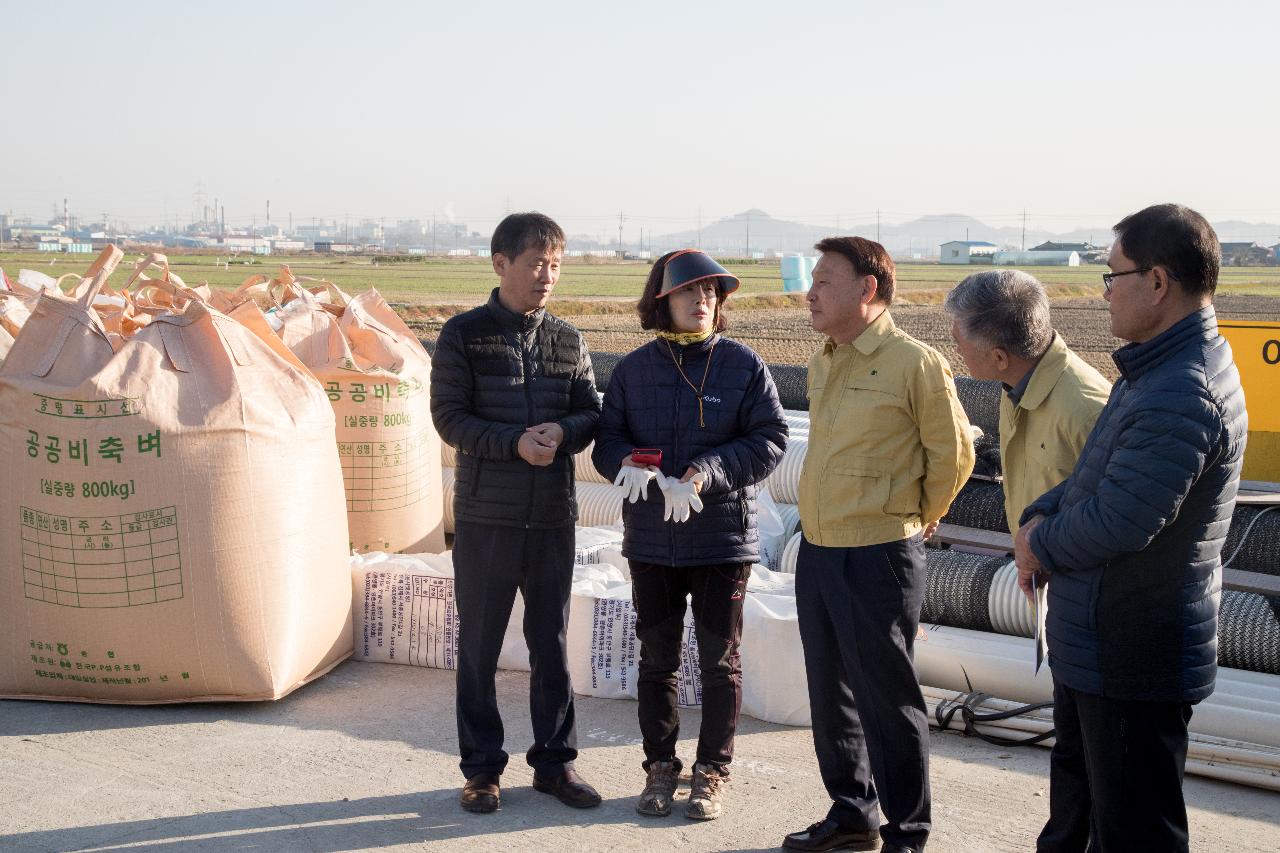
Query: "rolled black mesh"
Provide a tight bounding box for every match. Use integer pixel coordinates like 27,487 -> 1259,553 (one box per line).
942,480 -> 1011,533
922,550 -> 1004,632
1218,590 -> 1280,674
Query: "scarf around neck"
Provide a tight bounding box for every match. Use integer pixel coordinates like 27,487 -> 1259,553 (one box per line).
655,328 -> 714,345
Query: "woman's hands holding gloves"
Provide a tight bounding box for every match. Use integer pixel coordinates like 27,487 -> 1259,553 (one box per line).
613,457 -> 706,522
657,472 -> 706,522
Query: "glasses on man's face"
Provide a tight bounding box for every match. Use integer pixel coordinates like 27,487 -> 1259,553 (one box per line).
1102,267 -> 1151,295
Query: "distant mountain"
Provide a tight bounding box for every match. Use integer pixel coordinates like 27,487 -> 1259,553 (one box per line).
647,210 -> 1280,258
656,209 -> 832,255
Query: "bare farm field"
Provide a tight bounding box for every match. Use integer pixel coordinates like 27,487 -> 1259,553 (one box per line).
451,295 -> 1280,382
6,252 -> 1280,379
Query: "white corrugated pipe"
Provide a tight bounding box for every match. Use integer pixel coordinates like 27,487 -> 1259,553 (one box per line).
914,622 -> 1280,749
986,560 -> 1035,638
766,435 -> 807,506
576,481 -> 626,527
441,467 -> 455,533
921,686 -> 1280,792
778,531 -> 803,574
441,443 -> 457,468
574,443 -> 609,485
783,409 -> 811,437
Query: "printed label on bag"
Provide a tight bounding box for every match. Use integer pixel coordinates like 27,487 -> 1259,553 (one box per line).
337,428 -> 434,513
25,638 -> 191,689
20,506 -> 182,608
407,575 -> 458,669
589,599 -> 639,692
357,571 -> 458,669
677,621 -> 703,707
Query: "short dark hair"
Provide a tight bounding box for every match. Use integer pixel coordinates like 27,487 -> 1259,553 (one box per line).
813,236 -> 896,303
491,211 -> 565,260
636,250 -> 729,333
944,269 -> 1053,360
1113,203 -> 1219,299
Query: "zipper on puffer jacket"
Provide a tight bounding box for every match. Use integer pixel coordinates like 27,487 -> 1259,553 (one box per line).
522,325 -> 536,528
670,348 -> 682,566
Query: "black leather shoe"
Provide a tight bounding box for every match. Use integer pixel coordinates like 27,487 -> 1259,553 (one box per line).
532,768 -> 602,809
880,845 -> 919,853
782,818 -> 880,851
460,773 -> 501,813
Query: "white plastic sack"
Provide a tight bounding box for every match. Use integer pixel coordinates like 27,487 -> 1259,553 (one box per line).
566,563 -> 701,706
350,550 -> 528,671
741,588 -> 810,725
351,551 -> 459,668
575,525 -> 626,574
496,590 -> 530,672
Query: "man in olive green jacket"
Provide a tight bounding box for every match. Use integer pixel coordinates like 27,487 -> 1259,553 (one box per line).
783,237 -> 974,853
945,270 -> 1111,533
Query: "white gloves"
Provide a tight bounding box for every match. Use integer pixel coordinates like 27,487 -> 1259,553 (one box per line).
613,465 -> 707,522
658,472 -> 706,523
613,465 -> 659,503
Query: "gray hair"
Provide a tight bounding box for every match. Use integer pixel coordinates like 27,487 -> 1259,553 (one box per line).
944,269 -> 1052,360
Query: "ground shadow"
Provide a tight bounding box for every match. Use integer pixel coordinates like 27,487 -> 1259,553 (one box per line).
0,788 -> 734,852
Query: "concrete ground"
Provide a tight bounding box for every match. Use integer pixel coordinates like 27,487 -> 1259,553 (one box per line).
2,662 -> 1276,852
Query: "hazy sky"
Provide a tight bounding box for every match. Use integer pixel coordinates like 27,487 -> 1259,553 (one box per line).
3,0 -> 1278,237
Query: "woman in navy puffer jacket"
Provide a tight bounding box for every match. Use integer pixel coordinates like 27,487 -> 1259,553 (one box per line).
592,249 -> 787,822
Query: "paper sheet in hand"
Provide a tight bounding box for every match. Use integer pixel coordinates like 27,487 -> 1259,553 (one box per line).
1033,573 -> 1048,674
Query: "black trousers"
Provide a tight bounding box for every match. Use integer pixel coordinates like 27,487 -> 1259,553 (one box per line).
629,561 -> 751,772
1038,676 -> 1193,853
453,520 -> 576,780
795,535 -> 930,851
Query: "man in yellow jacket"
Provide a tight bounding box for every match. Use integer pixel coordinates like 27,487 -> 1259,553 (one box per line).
944,270 -> 1111,534
783,237 -> 974,853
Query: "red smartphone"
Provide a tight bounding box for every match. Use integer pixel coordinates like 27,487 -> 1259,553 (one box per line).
631,448 -> 662,467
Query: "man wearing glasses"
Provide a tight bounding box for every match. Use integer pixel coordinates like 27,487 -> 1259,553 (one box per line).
1014,204 -> 1247,852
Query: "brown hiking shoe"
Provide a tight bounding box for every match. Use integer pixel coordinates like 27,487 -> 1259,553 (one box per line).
635,760 -> 680,817
685,762 -> 728,820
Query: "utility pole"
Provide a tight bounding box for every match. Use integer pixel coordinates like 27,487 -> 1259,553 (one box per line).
876,208 -> 881,243
432,213 -> 437,255
617,210 -> 625,257
1021,209 -> 1027,251
266,200 -> 270,229
745,211 -> 751,258
697,207 -> 702,249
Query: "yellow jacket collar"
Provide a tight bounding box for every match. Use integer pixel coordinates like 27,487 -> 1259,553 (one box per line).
1018,332 -> 1071,411
824,309 -> 896,356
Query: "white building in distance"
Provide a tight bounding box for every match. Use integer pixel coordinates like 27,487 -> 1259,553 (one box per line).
940,241 -> 998,264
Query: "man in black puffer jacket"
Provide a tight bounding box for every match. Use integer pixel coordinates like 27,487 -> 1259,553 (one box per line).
430,212 -> 602,815
1015,204 -> 1247,853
